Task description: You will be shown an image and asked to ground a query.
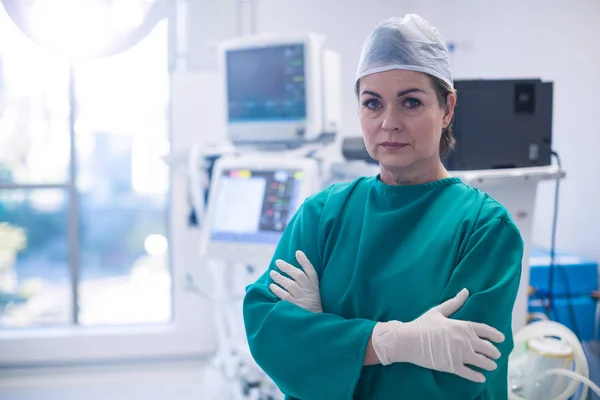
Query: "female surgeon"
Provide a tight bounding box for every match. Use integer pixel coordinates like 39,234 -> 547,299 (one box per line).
243,14 -> 524,400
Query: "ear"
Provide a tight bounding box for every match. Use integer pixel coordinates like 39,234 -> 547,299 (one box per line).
442,92 -> 457,128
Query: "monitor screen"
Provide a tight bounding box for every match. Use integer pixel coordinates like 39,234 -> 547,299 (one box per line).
226,44 -> 306,123
210,168 -> 305,244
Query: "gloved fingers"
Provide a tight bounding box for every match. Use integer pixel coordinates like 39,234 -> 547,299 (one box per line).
270,270 -> 303,298
275,259 -> 310,287
435,288 -> 469,317
473,339 -> 501,360
468,321 -> 505,343
295,250 -> 320,286
466,352 -> 497,372
269,283 -> 295,303
304,299 -> 324,313
454,365 -> 486,383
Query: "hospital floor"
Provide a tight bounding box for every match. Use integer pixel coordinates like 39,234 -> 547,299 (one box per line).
0,358 -> 242,400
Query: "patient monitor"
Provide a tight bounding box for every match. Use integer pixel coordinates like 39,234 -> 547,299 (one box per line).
201,154 -> 320,265
219,34 -> 341,145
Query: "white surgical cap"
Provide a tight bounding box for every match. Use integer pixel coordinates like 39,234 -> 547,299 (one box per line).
356,14 -> 453,90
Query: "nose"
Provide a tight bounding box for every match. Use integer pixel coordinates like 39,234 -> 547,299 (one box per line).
381,106 -> 403,133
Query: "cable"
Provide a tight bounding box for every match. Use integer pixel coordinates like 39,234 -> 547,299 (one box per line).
546,150 -> 580,338
546,151 -> 559,316
531,287 -> 560,321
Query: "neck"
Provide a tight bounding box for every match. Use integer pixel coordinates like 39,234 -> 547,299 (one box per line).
379,159 -> 451,185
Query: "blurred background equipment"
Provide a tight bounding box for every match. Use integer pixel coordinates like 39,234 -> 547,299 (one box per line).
444,79 -> 553,171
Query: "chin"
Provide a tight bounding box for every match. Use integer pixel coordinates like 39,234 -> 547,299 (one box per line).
376,153 -> 416,170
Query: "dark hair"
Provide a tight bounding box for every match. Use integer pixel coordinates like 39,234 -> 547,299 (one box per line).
356,74 -> 457,158
428,75 -> 456,158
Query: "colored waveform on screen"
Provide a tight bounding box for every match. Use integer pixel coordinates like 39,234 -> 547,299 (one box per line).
229,169 -> 251,178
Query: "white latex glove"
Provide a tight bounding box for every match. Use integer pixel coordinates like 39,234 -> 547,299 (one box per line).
372,289 -> 504,383
269,250 -> 323,313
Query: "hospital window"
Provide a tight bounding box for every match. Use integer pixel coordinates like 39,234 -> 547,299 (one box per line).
0,5 -> 171,328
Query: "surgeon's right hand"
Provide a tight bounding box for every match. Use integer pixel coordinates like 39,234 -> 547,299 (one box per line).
371,289 -> 504,383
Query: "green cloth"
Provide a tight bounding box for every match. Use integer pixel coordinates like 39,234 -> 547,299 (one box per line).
243,176 -> 524,400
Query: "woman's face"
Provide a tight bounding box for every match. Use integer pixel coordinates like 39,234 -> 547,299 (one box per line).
358,70 -> 455,175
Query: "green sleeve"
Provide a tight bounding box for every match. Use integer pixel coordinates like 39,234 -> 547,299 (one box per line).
243,194 -> 377,400
430,217 -> 524,399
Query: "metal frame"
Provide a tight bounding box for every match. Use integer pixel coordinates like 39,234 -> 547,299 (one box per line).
0,184 -> 70,190
67,62 -> 79,325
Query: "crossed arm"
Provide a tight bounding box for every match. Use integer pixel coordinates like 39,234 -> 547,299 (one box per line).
243,199 -> 523,399
271,250 -> 504,378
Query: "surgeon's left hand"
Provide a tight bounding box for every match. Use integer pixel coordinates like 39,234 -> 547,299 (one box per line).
269,250 -> 323,313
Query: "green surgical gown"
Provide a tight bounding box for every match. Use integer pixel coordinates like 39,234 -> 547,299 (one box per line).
243,176 -> 524,400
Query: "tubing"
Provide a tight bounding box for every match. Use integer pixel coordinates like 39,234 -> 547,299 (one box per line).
545,369 -> 600,397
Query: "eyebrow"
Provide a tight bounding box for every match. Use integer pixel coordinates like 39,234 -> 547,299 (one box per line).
360,88 -> 426,98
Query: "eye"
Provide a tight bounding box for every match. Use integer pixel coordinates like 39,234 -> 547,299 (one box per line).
403,98 -> 422,109
362,98 -> 382,110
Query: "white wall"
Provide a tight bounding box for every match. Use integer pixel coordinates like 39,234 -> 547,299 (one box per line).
251,0 -> 600,261
181,0 -> 600,261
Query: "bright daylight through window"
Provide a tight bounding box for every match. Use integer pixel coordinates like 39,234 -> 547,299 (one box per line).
0,0 -> 171,328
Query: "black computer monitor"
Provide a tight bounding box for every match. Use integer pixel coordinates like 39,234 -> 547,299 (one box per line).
444,79 -> 553,170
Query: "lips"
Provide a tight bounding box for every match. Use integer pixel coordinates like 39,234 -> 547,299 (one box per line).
380,142 -> 409,150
